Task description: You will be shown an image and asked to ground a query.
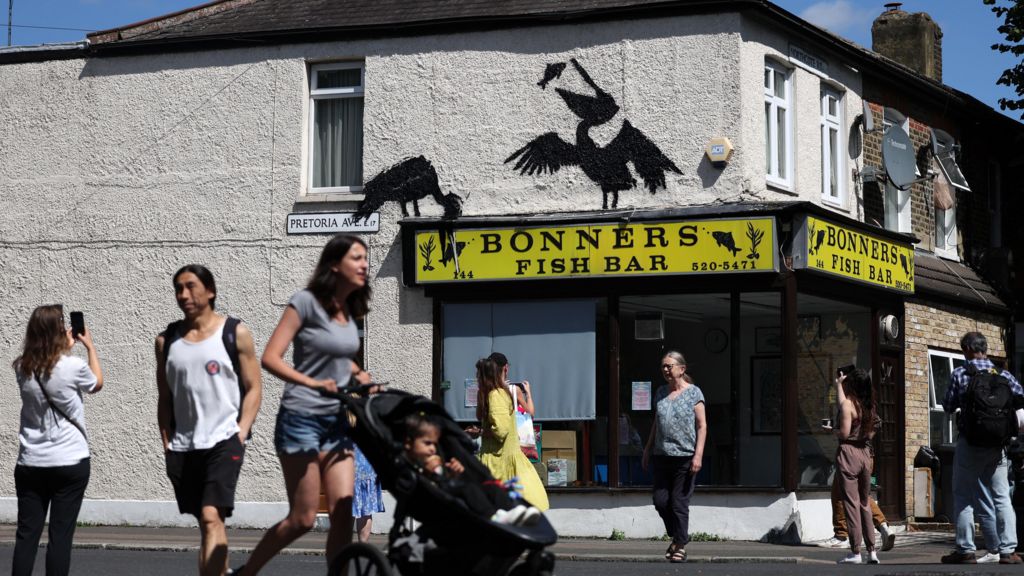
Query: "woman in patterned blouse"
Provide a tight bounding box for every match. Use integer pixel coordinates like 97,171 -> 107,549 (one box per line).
642,350 -> 707,563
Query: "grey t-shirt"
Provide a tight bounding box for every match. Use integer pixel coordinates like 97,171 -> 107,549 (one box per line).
653,384 -> 705,457
281,290 -> 360,415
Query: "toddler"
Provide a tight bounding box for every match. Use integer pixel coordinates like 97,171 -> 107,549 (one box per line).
404,412 -> 540,526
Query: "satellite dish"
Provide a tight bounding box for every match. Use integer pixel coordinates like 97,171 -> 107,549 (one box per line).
882,125 -> 917,190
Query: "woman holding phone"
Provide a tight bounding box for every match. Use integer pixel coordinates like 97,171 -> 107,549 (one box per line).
833,368 -> 879,565
239,234 -> 373,576
12,305 -> 103,576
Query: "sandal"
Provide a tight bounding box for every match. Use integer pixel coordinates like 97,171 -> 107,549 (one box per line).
664,543 -> 677,559
669,548 -> 687,563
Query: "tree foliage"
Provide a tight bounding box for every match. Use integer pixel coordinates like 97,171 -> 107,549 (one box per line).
985,0 -> 1024,117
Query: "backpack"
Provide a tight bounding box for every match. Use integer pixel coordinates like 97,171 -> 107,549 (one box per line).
161,316 -> 245,424
960,364 -> 1016,447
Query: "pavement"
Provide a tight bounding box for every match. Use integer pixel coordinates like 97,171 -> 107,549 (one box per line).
0,524 -> 962,564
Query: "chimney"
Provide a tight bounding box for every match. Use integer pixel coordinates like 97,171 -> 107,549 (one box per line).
871,2 -> 943,82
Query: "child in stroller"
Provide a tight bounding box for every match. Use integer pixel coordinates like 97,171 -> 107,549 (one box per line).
403,412 -> 541,526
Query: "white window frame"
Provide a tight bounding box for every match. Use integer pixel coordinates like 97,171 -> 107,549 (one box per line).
882,108 -> 913,233
820,86 -> 845,207
931,129 -> 963,260
764,60 -> 794,190
307,61 -> 365,196
927,349 -> 965,446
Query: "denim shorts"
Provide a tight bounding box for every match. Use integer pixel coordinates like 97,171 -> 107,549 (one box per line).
274,407 -> 354,456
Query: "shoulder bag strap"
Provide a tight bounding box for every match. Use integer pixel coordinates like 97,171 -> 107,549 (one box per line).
37,379 -> 87,441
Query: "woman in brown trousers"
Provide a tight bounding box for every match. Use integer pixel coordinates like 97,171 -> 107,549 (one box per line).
834,368 -> 878,565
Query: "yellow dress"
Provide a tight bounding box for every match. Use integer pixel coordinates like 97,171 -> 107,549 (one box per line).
478,389 -> 550,511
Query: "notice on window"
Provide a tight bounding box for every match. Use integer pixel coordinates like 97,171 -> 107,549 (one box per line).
464,379 -> 479,408
632,381 -> 651,411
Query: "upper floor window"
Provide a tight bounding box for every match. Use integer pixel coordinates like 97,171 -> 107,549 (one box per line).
308,62 -> 364,194
932,129 -> 966,260
764,60 -> 793,189
820,87 -> 845,206
882,107 -> 913,233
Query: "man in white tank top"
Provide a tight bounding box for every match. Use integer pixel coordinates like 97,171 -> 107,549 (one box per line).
156,265 -> 263,576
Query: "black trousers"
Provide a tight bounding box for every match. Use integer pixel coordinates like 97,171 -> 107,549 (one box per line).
652,455 -> 696,547
12,458 -> 91,576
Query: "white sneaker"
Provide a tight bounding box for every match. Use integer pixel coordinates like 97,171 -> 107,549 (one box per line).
867,551 -> 880,564
878,523 -> 896,551
519,506 -> 541,526
978,552 -> 1001,563
492,505 -> 530,525
837,552 -> 863,564
817,536 -> 849,548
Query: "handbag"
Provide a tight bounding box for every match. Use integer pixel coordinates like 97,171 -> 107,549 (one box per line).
511,386 -> 538,459
37,379 -> 87,440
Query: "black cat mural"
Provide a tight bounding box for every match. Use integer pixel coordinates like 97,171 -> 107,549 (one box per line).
505,58 -> 682,209
353,156 -> 462,221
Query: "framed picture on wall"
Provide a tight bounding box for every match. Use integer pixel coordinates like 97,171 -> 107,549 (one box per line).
798,315 -> 821,351
751,355 -> 782,434
755,327 -> 781,353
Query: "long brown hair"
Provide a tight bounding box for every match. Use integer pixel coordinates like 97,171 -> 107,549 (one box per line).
475,357 -> 511,424
842,368 -> 877,440
13,305 -> 70,382
307,234 -> 372,318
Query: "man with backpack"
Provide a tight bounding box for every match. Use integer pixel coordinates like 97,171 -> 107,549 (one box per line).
940,331 -> 1022,565
156,265 -> 262,576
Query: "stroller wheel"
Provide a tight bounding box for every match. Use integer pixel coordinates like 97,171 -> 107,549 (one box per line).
329,542 -> 392,576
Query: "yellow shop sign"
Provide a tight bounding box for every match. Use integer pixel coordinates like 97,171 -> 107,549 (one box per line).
413,217 -> 777,283
800,216 -> 914,293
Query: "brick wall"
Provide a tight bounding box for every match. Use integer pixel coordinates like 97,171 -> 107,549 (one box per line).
903,299 -> 1007,517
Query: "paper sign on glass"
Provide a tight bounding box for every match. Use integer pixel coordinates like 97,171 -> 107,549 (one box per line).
464,379 -> 479,408
632,381 -> 652,411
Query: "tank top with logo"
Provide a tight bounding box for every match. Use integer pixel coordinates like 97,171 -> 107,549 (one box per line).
166,320 -> 240,451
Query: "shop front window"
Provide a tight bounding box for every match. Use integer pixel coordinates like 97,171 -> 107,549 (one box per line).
618,292 -> 781,487
796,294 -> 872,488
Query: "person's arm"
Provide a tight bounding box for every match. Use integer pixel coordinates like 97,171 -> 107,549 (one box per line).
262,306 -> 336,393
235,324 -> 262,441
76,328 -> 103,393
350,360 -> 373,386
835,400 -> 854,440
941,369 -> 961,413
691,401 -> 707,473
155,335 -> 173,451
835,373 -> 847,406
445,457 -> 465,476
642,409 -> 658,471
517,381 -> 535,416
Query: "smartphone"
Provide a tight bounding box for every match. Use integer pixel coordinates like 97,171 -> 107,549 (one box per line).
837,364 -> 856,378
509,381 -> 528,398
70,311 -> 85,338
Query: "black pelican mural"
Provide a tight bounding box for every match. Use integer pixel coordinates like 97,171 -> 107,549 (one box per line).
505,58 -> 682,209
353,156 -> 462,221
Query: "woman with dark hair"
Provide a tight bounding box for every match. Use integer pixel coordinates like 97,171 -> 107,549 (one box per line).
12,305 -> 103,576
476,357 -> 549,511
642,350 -> 706,564
834,368 -> 879,565
240,234 -> 373,576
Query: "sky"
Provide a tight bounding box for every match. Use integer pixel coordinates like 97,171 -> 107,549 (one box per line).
2,0 -> 1020,121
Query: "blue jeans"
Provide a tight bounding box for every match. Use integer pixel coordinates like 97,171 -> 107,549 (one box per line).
953,436 -> 1017,554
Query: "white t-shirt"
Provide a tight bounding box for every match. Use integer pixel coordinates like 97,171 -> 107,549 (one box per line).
166,319 -> 241,451
17,355 -> 98,467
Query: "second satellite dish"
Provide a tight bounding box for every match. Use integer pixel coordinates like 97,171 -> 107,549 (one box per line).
882,125 -> 918,190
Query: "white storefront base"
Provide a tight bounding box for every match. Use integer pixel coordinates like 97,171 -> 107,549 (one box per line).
0,491 -> 834,542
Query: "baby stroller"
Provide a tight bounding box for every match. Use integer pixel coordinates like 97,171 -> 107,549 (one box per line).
323,384 -> 558,576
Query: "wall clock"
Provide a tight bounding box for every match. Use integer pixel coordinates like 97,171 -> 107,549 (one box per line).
704,328 -> 729,353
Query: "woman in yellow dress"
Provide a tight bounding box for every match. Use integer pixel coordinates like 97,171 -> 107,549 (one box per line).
476,357 -> 549,511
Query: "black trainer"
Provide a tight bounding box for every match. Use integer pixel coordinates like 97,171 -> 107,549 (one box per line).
941,551 -> 977,564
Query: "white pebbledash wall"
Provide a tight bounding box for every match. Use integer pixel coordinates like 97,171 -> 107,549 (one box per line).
0,12 -> 859,540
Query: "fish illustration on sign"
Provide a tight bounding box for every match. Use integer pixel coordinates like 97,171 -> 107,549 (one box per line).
505,58 -> 682,209
899,253 -> 913,281
711,231 -> 741,256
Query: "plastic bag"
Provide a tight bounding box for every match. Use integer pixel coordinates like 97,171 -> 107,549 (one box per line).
516,408 -> 538,459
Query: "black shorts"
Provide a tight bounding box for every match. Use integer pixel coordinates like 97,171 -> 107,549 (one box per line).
166,435 -> 245,518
